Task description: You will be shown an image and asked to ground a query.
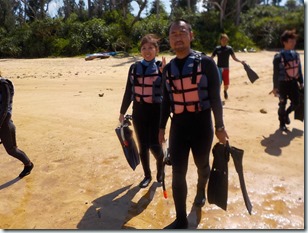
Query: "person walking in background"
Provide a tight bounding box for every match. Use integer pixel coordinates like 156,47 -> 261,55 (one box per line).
271,29 -> 304,131
158,20 -> 228,229
0,76 -> 34,178
211,33 -> 245,100
119,34 -> 166,188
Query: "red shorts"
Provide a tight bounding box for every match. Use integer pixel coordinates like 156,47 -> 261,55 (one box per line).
219,68 -> 230,86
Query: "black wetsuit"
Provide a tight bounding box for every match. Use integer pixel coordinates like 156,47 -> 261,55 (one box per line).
0,78 -> 31,165
160,52 -> 224,220
120,60 -> 163,180
211,45 -> 235,68
273,50 -> 304,126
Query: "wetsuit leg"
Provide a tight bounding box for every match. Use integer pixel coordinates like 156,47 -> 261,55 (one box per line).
0,116 -> 30,165
278,82 -> 288,126
169,114 -> 191,220
133,102 -> 153,179
148,104 -> 164,182
190,110 -> 213,205
286,80 -> 300,115
133,120 -> 151,178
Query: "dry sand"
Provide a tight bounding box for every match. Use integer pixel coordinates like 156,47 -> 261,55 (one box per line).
0,50 -> 304,229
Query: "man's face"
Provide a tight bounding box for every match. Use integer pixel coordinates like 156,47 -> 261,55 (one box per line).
220,37 -> 228,46
168,21 -> 193,53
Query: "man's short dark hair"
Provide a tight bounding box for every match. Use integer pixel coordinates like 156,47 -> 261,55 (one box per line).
168,19 -> 192,33
280,29 -> 298,44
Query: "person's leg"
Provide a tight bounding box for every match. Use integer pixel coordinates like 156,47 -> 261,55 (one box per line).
222,68 -> 230,99
285,80 -> 300,124
132,106 -> 152,188
0,117 -> 33,178
190,110 -> 213,207
278,82 -> 288,130
164,117 -> 190,229
150,144 -> 163,182
149,105 -> 164,182
278,97 -> 287,129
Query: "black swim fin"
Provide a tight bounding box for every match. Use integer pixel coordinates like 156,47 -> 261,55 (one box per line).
229,146 -> 253,215
207,142 -> 230,211
115,115 -> 140,171
243,63 -> 259,83
162,140 -> 171,199
294,88 -> 304,122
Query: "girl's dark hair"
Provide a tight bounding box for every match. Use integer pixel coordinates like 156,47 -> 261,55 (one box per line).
140,34 -> 160,49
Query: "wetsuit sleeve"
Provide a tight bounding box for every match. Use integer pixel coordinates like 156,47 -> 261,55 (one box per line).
0,82 -> 10,128
203,56 -> 224,129
273,53 -> 280,89
229,46 -> 235,56
159,65 -> 171,129
211,48 -> 217,57
119,65 -> 134,115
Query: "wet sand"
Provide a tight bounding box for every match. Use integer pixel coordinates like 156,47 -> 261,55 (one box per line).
0,50 -> 304,229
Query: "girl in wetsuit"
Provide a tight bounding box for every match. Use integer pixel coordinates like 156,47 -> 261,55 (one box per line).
0,77 -> 33,178
119,34 -> 166,188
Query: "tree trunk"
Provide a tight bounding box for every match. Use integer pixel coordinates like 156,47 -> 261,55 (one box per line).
87,0 -> 92,18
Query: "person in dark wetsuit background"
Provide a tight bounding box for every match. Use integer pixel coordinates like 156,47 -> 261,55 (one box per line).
0,76 -> 34,178
271,29 -> 304,131
158,20 -> 229,229
119,34 -> 166,188
211,33 -> 245,100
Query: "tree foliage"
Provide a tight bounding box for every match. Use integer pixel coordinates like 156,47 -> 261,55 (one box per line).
0,0 -> 304,58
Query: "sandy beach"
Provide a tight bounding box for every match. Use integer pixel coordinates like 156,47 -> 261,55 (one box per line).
0,50 -> 304,229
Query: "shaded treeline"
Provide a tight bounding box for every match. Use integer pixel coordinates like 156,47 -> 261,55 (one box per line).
0,0 -> 304,58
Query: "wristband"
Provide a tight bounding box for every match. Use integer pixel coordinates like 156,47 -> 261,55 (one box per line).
216,126 -> 225,132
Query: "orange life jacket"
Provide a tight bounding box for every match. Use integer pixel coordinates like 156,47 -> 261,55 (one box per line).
165,53 -> 210,114
130,61 -> 162,104
280,51 -> 300,81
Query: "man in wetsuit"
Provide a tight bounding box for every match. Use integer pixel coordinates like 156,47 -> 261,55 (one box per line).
158,20 -> 229,229
271,29 -> 304,131
211,33 -> 245,100
0,77 -> 34,178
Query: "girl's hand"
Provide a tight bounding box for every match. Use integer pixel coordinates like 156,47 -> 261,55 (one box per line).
159,56 -> 166,73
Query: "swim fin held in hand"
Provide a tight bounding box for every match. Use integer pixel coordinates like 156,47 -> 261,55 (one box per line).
229,146 -> 252,215
115,114 -> 140,171
207,142 -> 252,214
162,140 -> 171,199
294,88 -> 304,122
243,63 -> 259,84
207,142 -> 229,210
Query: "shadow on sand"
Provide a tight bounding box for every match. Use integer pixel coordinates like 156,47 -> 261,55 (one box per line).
260,127 -> 303,156
77,182 -> 159,229
112,57 -> 139,67
187,205 -> 202,229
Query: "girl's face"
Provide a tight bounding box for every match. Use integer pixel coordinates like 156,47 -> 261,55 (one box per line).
141,42 -> 158,61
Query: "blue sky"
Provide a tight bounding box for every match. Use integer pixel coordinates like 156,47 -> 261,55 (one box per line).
47,0 -> 205,17
48,0 -> 288,17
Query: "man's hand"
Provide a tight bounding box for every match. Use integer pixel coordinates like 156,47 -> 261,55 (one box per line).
215,128 -> 229,145
269,88 -> 279,97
